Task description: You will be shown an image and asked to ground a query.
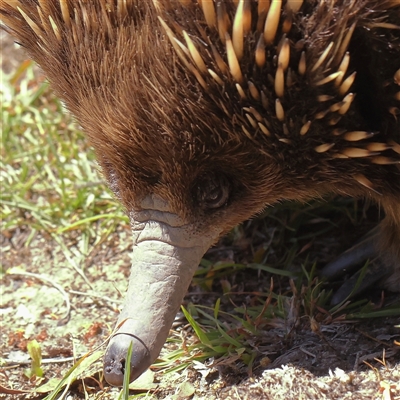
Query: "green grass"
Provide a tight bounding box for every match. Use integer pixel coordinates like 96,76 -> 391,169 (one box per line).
2,62 -> 399,397
1,61 -> 125,256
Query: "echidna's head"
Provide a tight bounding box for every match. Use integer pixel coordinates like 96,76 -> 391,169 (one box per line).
2,0 -> 399,386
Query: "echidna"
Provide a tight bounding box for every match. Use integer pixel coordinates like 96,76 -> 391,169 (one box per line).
1,0 -> 399,386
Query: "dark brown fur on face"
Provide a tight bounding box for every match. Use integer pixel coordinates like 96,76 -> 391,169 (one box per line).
1,1 -> 399,216
1,0 -> 400,385
2,0 -> 398,272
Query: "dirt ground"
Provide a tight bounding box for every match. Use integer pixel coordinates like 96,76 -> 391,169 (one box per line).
1,224 -> 399,400
1,32 -> 400,400
1,223 -> 400,399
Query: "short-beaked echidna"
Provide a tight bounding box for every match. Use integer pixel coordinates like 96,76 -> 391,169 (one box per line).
1,0 -> 399,386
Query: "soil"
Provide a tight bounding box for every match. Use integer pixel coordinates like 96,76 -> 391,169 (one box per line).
1,32 -> 399,400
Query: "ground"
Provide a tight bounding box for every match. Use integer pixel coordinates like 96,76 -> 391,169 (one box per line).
1,32 -> 399,400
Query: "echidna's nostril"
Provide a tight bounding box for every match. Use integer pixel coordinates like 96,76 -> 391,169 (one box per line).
103,357 -> 125,387
103,333 -> 152,386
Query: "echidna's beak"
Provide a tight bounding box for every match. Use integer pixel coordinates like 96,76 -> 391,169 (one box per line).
103,204 -> 219,386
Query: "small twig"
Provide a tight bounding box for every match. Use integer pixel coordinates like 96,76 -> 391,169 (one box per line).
353,351 -> 361,372
8,271 -> 71,323
300,347 -> 317,359
359,349 -> 398,364
4,356 -> 81,366
50,233 -> 93,289
69,290 -> 123,304
355,328 -> 393,347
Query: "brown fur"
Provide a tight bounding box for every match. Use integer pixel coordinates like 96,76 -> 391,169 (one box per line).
1,0 -> 399,287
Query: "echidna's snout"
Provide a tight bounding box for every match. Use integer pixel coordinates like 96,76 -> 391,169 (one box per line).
104,332 -> 151,386
103,198 -> 220,385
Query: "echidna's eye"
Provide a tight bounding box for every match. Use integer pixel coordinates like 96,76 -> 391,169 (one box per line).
196,173 -> 231,210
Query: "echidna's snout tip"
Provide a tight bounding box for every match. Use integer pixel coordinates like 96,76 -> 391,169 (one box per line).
104,334 -> 151,386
